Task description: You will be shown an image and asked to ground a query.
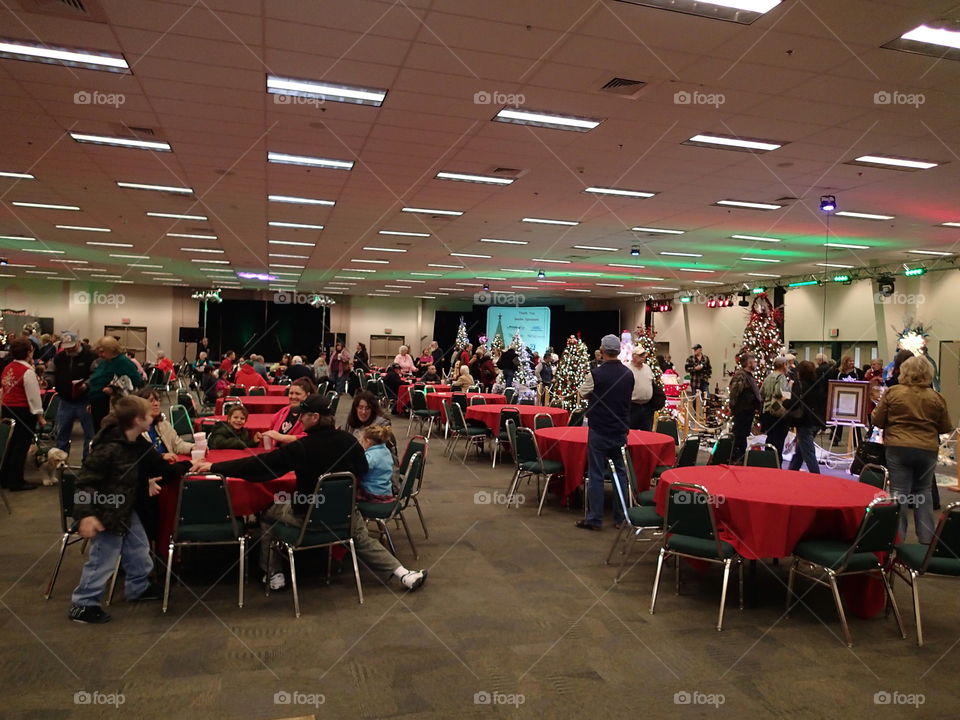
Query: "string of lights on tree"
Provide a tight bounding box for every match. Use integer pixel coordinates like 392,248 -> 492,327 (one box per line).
490,315 -> 505,353
552,334 -> 590,410
454,316 -> 469,353
510,329 -> 538,399
734,292 -> 783,380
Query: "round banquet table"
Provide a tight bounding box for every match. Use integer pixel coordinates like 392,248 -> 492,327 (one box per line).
192,413 -> 276,435
655,465 -> 888,618
427,392 -> 506,421
265,385 -> 290,396
156,448 -> 295,552
466,404 -> 570,434
535,427 -> 676,500
214,395 -> 289,414
395,383 -> 451,414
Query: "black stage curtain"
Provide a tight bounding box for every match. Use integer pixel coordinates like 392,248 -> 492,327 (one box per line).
201,299 -> 331,362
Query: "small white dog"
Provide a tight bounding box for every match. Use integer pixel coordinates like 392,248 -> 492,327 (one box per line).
28,446 -> 69,486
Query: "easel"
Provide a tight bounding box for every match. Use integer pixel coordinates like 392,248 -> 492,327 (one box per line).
825,420 -> 866,459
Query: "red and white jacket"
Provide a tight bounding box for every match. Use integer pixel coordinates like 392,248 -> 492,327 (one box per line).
0,360 -> 43,414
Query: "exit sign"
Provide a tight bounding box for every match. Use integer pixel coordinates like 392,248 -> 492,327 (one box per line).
384,328 -> 392,334
829,328 -> 839,337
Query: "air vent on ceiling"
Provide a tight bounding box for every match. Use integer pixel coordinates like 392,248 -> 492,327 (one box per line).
126,125 -> 156,136
15,0 -> 108,22
488,167 -> 529,179
599,77 -> 647,99
774,196 -> 798,203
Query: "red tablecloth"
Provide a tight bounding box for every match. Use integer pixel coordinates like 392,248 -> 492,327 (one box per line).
265,385 -> 289,396
427,392 -> 506,421
156,448 -> 295,552
214,396 -> 289,414
192,413 -> 276,434
395,384 -> 451,413
535,427 -> 676,499
467,404 -> 569,434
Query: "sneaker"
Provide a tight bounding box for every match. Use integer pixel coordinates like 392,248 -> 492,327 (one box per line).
262,572 -> 286,591
399,569 -> 428,591
128,583 -> 163,603
575,520 -> 601,531
69,604 -> 111,624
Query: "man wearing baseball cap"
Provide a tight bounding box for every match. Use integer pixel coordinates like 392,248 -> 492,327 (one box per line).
629,347 -> 655,431
684,344 -> 712,397
193,393 -> 427,593
52,331 -> 97,460
576,334 -> 635,530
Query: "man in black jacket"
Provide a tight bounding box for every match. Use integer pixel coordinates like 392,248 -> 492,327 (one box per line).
52,331 -> 97,461
729,353 -> 763,463
383,363 -> 405,414
193,394 -> 426,593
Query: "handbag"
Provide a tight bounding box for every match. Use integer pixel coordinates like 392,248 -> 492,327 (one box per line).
850,440 -> 885,476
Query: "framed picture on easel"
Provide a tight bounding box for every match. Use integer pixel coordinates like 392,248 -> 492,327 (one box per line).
826,380 -> 871,426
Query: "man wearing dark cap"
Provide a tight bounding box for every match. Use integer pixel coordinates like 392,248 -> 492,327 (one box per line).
383,363 -> 405,414
52,331 -> 97,460
193,393 -> 427,592
576,334 -> 635,530
685,344 -> 712,397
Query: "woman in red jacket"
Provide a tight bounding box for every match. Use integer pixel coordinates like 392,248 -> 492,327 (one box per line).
0,338 -> 46,491
257,377 -> 315,447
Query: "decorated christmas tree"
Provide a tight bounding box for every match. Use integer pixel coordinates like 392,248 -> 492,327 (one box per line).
454,316 -> 469,353
490,315 -> 505,353
634,326 -> 663,386
553,334 -> 591,409
735,292 -> 782,379
510,329 -> 537,398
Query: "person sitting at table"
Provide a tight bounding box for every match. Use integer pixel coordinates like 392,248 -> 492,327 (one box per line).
419,364 -> 441,383
393,345 -> 416,374
344,390 -> 390,442
193,351 -> 210,377
250,354 -> 269,380
234,360 -> 268,390
257,377 -> 316,446
359,424 -> 397,503
154,350 -> 177,381
452,364 -> 474,391
415,346 -> 433,372
219,350 -> 236,379
284,356 -> 313,383
191,394 -> 427,593
136,389 -> 194,461
383,364 -> 406,415
311,350 -> 328,383
270,353 -> 291,377
208,406 -> 258,449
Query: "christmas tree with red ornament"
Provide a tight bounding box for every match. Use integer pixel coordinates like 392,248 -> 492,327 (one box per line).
735,292 -> 782,379
552,334 -> 590,409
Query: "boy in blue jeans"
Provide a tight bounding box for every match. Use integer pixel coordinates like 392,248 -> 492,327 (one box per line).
69,395 -> 188,623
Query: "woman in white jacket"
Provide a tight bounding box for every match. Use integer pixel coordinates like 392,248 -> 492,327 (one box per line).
136,389 -> 194,460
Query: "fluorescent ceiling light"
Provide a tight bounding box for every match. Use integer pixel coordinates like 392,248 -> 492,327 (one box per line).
633,226 -> 685,235
142,271 -> 173,275
596,283 -> 625,287
851,155 -> 938,170
824,242 -> 871,249
269,253 -> 309,259
511,286 -> 537,290
51,259 -> 88,264
268,263 -> 304,268
694,280 -> 724,285
493,107 -> 601,132
614,1 -> 781,24
70,133 -> 171,152
499,268 -> 533,273
481,238 -> 528,245
25,269 -> 57,274
608,263 -> 646,269
450,252 -> 491,258
351,259 -> 390,264
402,279 -> 427,283
86,242 -> 133,247
537,280 -> 565,284
940,222 -> 960,228
401,207 -> 463,216
180,247 -> 224,253
117,181 -> 193,194
716,199 -> 782,210
732,234 -> 781,243
362,246 -> 406,253
266,75 -> 387,106
12,201 -> 79,210
686,133 -> 783,152
0,235 -> 34,241
660,251 -> 702,257
741,257 -> 781,263
651,286 -> 679,291
574,245 -> 617,252
344,268 -> 376,273
128,263 -> 162,268
268,194 -> 335,206
334,275 -> 364,280
410,272 -> 442,277
532,258 -> 571,264
899,24 -> 960,50
89,274 -> 120,278
583,186 -> 655,198
834,211 -> 894,220
167,232 -> 217,240
435,171 -> 514,185
272,272 -> 302,277
268,221 -> 324,230
147,211 -> 207,221
477,276 -> 507,281
747,272 -> 782,278
455,282 -> 482,287
565,288 -> 591,293
907,249 -> 953,256
270,240 -> 316,247
110,254 -> 149,259
428,263 -> 464,269
816,262 -> 854,268
267,152 -> 353,170
0,171 -> 35,179
522,217 -> 579,226
194,259 -> 230,264
57,225 -> 110,232
22,248 -> 64,254
380,230 -> 429,237
0,38 -> 130,73
384,284 -> 412,289
680,268 -> 715,273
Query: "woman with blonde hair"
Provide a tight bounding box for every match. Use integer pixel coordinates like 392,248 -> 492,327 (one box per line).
872,356 -> 953,542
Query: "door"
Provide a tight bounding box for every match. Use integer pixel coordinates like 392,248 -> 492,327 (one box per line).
104,325 -> 147,363
369,334 -> 404,368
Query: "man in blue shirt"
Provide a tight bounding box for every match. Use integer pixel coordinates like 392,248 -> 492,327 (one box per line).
577,334 -> 635,530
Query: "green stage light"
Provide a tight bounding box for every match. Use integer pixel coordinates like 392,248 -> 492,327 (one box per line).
904,267 -> 926,277
679,295 -> 692,303
787,280 -> 819,288
751,287 -> 765,294
832,274 -> 850,282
